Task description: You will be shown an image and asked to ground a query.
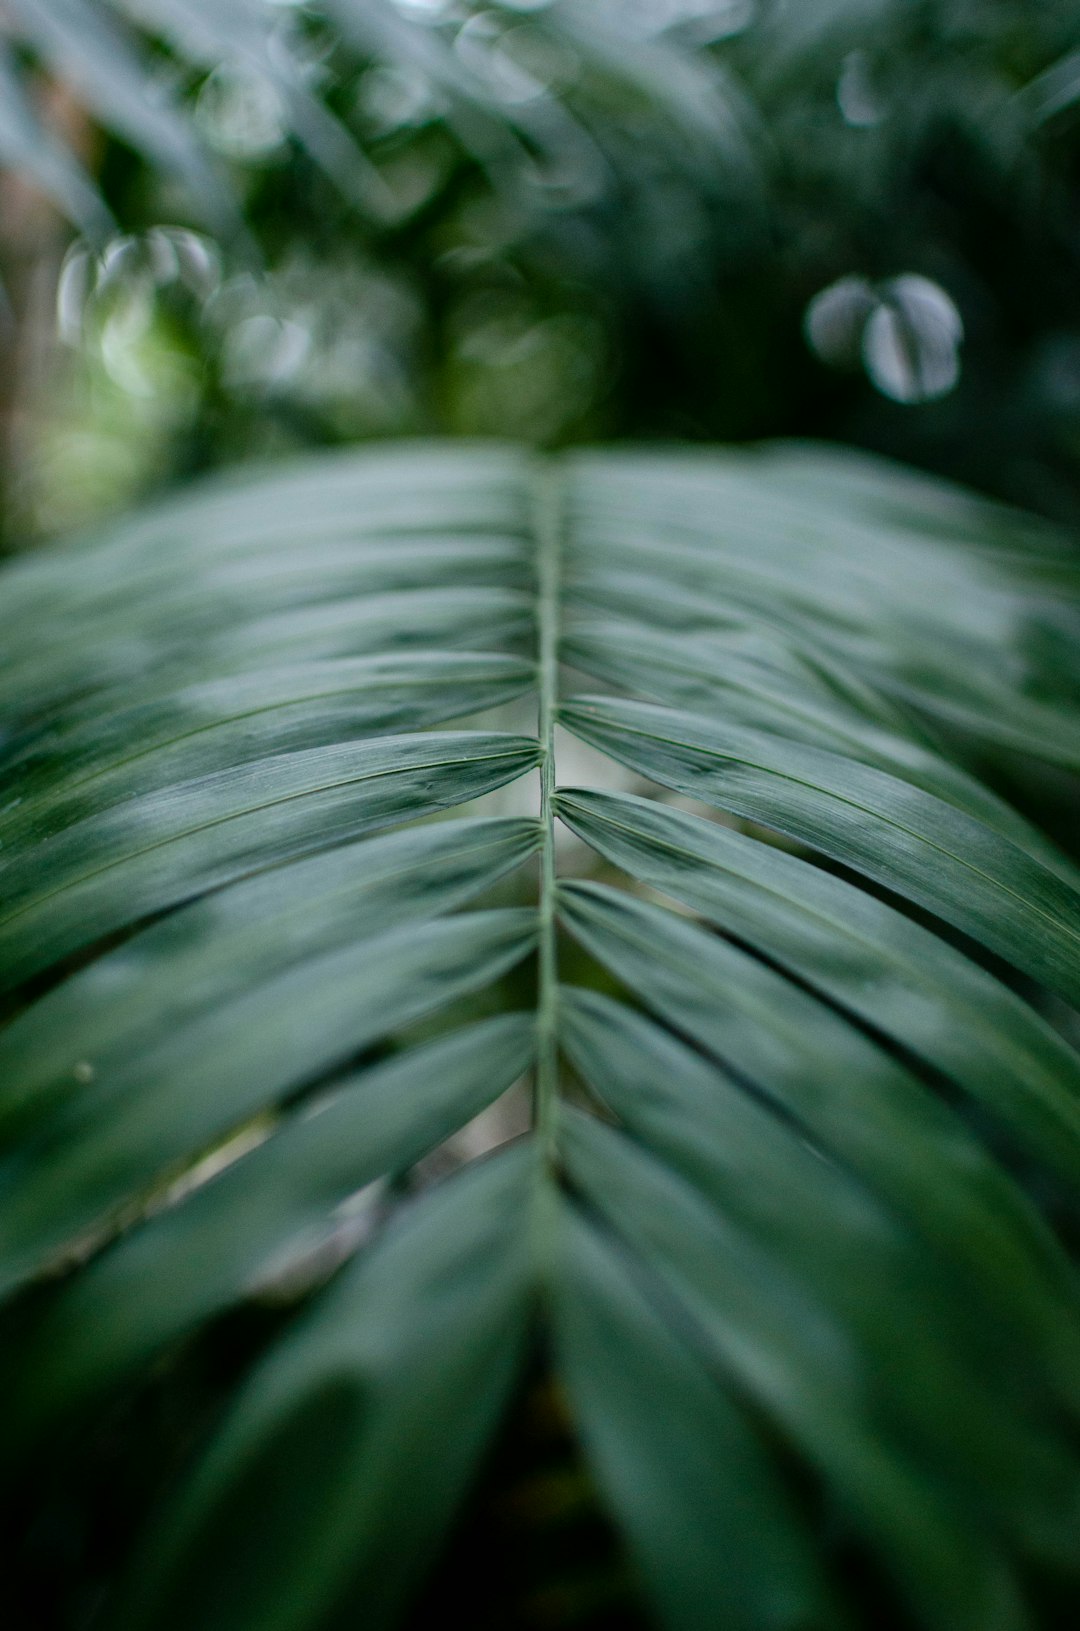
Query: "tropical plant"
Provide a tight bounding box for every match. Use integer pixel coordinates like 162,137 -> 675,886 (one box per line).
2,438 -> 1080,1629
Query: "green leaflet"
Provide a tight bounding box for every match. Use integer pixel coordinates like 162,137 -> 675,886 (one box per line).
557,882 -> 1080,1413
562,614 -> 927,736
0,537 -> 529,670
560,696 -> 1080,1002
0,654 -> 534,838
558,997 -> 1080,1565
551,1199 -> 845,1631
2,442 -> 1080,1631
560,619 -> 1066,850
110,1146 -> 537,1631
560,1114 -> 1035,1631
561,446 -> 1080,770
0,588 -> 534,722
0,731 -> 540,990
555,789 -> 1080,1189
0,817 -> 539,1138
0,1014 -> 537,1458
0,908 -> 537,1298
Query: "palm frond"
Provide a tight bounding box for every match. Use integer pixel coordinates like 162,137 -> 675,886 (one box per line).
2,441 -> 1080,1629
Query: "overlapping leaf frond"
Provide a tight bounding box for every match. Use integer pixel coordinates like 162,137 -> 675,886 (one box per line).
2,441 -> 1080,1629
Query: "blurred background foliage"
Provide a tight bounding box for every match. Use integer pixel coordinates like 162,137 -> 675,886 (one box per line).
2,0 -> 1080,541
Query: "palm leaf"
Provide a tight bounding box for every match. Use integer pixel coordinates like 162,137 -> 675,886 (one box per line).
2,441 -> 1080,1630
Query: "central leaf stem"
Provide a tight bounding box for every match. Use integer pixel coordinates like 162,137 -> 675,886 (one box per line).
532,464 -> 561,1159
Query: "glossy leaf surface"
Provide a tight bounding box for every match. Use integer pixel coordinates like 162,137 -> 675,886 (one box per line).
2,441 -> 1080,1631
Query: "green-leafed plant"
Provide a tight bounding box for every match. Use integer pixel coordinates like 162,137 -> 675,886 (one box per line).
2,440 -> 1080,1629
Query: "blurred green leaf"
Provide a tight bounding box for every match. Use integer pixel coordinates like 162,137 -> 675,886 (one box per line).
2,441 -> 1080,1631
